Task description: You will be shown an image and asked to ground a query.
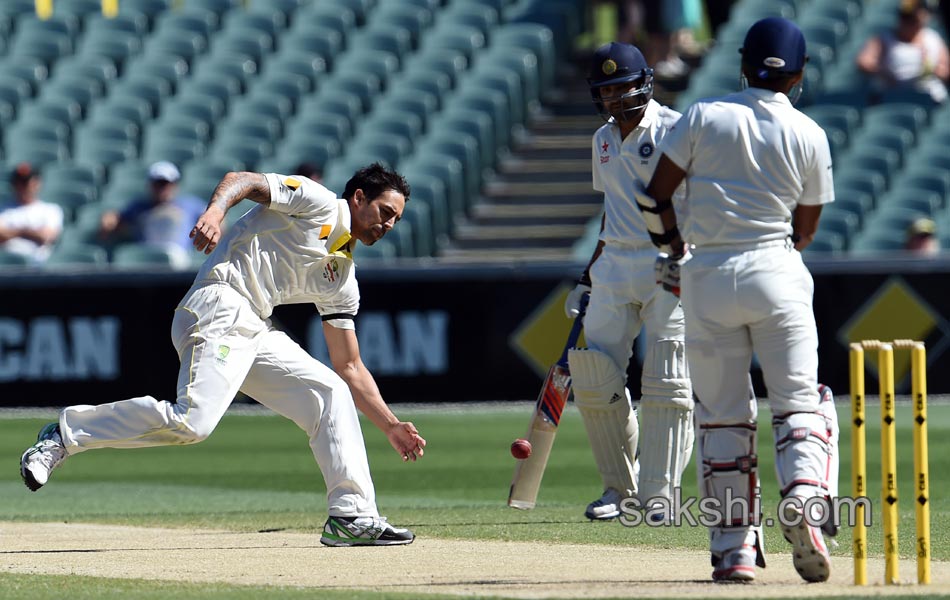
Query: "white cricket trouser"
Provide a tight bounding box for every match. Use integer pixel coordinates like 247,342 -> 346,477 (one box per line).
682,240 -> 822,554
584,244 -> 692,502
59,283 -> 378,517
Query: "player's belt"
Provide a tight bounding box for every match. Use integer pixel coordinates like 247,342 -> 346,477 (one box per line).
693,238 -> 793,253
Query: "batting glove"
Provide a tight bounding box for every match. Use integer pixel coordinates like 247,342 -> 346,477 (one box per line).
654,250 -> 691,297
564,282 -> 592,318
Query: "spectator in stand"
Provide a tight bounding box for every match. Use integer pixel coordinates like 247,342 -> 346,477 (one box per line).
295,162 -> 324,184
856,0 -> 950,104
0,163 -> 63,264
99,161 -> 206,266
905,217 -> 941,255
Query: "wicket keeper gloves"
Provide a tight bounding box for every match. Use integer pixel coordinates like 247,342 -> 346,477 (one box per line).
565,282 -> 592,318
654,250 -> 691,297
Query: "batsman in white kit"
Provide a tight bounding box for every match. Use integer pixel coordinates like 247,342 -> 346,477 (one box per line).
20,163 -> 427,547
565,42 -> 694,521
638,18 -> 838,582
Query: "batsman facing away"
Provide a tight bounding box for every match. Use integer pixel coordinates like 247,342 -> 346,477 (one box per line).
20,163 -> 426,547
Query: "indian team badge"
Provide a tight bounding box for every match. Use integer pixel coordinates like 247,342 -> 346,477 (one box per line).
601,59 -> 617,75
600,140 -> 610,164
215,344 -> 230,364
323,258 -> 340,282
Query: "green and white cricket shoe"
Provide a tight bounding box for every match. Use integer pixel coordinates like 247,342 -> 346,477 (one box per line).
20,422 -> 68,492
320,516 -> 415,547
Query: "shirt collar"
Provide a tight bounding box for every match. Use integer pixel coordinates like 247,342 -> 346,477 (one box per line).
742,87 -> 792,106
328,199 -> 354,256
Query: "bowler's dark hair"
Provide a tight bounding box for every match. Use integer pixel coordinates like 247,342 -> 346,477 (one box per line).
343,163 -> 410,203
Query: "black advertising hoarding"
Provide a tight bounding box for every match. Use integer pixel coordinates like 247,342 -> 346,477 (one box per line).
1,258 -> 949,407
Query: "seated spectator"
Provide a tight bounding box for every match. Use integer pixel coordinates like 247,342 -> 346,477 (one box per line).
905,217 -> 940,255
0,163 -> 63,264
856,0 -> 950,104
99,161 -> 205,266
295,161 -> 323,183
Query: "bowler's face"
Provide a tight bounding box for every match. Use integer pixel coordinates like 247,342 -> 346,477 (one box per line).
352,189 -> 405,245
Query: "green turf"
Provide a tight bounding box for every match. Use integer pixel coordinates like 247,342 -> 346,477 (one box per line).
0,402 -> 947,597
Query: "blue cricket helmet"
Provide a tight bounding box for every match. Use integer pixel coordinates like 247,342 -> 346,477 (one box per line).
587,42 -> 654,122
740,17 -> 808,79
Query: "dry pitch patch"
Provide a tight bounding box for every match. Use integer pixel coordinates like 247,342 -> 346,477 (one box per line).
1,523 -> 947,598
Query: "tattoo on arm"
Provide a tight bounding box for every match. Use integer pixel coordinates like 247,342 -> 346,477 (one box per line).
208,172 -> 271,212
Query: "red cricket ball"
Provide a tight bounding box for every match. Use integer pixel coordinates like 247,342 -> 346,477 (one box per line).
510,438 -> 532,459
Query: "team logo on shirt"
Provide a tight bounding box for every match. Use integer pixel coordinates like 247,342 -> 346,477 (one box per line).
638,143 -> 654,158
601,59 -> 617,75
600,140 -> 610,164
215,344 -> 230,365
323,258 -> 340,283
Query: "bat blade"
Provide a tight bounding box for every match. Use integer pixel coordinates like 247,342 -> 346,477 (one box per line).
507,292 -> 587,510
508,363 -> 571,509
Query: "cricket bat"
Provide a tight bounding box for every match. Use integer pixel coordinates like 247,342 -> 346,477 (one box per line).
508,293 -> 588,509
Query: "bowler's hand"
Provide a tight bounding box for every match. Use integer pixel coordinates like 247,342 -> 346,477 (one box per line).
387,421 -> 426,462
190,206 -> 226,254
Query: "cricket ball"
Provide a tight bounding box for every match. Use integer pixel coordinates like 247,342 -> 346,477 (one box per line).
510,438 -> 532,459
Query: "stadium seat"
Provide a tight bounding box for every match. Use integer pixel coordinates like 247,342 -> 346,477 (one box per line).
352,238 -> 397,262
433,109 -> 497,173
112,243 -> 184,267
402,200 -> 435,257
400,156 -> 466,224
46,243 -> 108,266
402,170 -> 451,246
493,23 -> 557,96
386,89 -> 439,135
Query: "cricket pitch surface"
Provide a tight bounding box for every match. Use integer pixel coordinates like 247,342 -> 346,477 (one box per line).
1,522 -> 946,597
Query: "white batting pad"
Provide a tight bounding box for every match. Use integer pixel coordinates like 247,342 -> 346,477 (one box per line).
570,348 -> 638,498
698,422 -> 761,556
772,411 -> 833,500
638,405 -> 693,506
817,385 -> 839,499
641,339 -> 692,410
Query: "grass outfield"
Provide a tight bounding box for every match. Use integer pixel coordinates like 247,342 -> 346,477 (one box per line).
0,401 -> 946,598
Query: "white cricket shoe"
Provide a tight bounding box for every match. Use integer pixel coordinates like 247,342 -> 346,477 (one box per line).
584,488 -> 624,520
20,422 -> 68,492
781,503 -> 831,582
712,545 -> 757,582
320,516 -> 415,547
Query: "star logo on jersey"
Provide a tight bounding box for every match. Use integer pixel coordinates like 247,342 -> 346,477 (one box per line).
600,140 -> 610,164
601,141 -> 609,153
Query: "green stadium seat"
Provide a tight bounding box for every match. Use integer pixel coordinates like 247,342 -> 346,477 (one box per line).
289,115 -> 351,146
192,52 -> 257,93
180,159 -> 234,199
88,93 -> 153,126
211,136 -> 273,171
147,29 -> 208,65
401,170 -> 450,246
0,73 -> 33,106
401,197 -> 434,257
43,162 -> 101,191
849,129 -> 915,166
827,191 -> 873,224
46,243 -> 109,267
154,7 -> 218,39
880,190 -> 942,215
355,26 -> 414,65
838,148 -> 901,185
74,138 -> 137,169
0,250 -> 31,266
255,72 -> 310,109
864,103 -> 929,135
169,91 -> 227,122
238,91 -> 294,123
493,23 -> 557,95
482,46 -> 541,111
5,121 -> 69,149
290,5 -> 356,41
326,72 -> 383,114
214,29 -> 273,64
816,210 -> 859,240
52,55 -> 117,92
6,140 -> 68,168
141,138 -> 206,166
421,25 -> 486,62
84,11 -> 150,37
264,53 -> 326,92
401,155 -> 466,222
112,243 -> 183,267
465,66 -> 525,126
369,4 -> 432,48
111,76 -> 173,116
280,26 -> 343,70
41,76 -> 103,112
803,105 -> 861,139
441,2 -> 499,42
278,136 -> 341,173
0,58 -> 48,96
352,238 -> 397,262
456,86 -> 511,152
390,71 -> 452,110
386,89 -> 439,135
406,50 -> 468,89
188,0 -> 240,16
328,0 -> 370,26
433,109 -> 496,173
120,0 -> 172,22
803,232 -> 845,254
124,54 -> 189,93
297,95 -> 362,133
78,30 -> 143,66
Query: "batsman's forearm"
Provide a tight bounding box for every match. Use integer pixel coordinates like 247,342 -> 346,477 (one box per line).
208,172 -> 271,213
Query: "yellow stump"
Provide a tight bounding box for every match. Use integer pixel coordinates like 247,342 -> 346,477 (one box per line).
879,344 -> 899,585
911,343 -> 931,584
849,343 -> 867,586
